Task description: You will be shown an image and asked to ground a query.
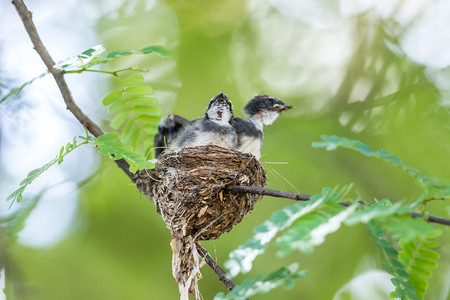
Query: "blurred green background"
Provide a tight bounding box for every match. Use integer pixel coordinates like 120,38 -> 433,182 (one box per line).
1,0 -> 450,299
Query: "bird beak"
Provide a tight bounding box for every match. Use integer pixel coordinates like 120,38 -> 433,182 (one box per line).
213,92 -> 226,104
274,104 -> 294,113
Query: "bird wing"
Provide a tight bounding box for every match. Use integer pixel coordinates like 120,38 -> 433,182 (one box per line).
231,117 -> 262,138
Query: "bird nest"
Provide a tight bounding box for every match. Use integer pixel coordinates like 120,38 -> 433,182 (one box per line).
134,145 -> 267,241
133,145 -> 266,298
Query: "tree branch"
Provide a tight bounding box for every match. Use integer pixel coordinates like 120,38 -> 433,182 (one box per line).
226,185 -> 450,227
226,185 -> 311,201
11,0 -> 132,178
410,213 -> 450,226
196,243 -> 235,291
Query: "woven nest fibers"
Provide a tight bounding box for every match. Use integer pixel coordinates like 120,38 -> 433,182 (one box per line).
134,145 -> 267,241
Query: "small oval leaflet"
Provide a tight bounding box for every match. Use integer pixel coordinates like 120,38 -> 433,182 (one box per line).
102,90 -> 124,105
125,85 -> 153,97
128,96 -> 158,107
110,111 -> 129,129
121,74 -> 145,87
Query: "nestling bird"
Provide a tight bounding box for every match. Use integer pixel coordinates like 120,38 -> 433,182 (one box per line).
154,93 -> 237,157
232,95 -> 293,159
154,114 -> 190,157
154,93 -> 292,159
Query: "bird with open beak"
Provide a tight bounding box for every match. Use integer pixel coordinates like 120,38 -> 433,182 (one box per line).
170,92 -> 237,150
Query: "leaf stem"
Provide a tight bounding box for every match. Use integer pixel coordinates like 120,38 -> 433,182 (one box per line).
64,66 -> 148,76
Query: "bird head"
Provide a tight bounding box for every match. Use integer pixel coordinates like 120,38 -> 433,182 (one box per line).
205,92 -> 234,123
243,95 -> 293,125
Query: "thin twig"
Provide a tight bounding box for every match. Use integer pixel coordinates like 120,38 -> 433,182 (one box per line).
410,213 -> 450,226
226,185 -> 311,201
11,0 -> 132,178
226,185 -> 450,227
195,243 -> 235,291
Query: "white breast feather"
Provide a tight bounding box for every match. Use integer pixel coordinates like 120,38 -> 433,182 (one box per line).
237,135 -> 261,159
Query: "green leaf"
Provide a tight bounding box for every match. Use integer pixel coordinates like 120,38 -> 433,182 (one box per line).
139,45 -> 172,57
413,257 -> 437,268
106,50 -> 132,58
83,132 -> 147,173
102,90 -> 124,105
120,118 -> 137,144
6,186 -> 26,203
136,115 -> 160,126
100,80 -> 160,157
1,71 -> 48,103
121,74 -> 144,86
276,203 -> 357,256
345,199 -> 410,226
128,127 -> 143,151
128,96 -> 159,107
110,111 -> 129,129
80,46 -> 104,58
225,189 -> 331,278
1,194 -> 42,242
129,164 -> 138,174
368,215 -> 441,300
125,85 -> 153,97
417,248 -> 440,259
410,265 -> 432,277
141,125 -> 158,135
421,240 -> 439,248
408,274 -> 428,292
2,44 -> 171,104
382,217 -> 441,242
385,247 -> 399,257
55,45 -> 106,70
5,136 -> 86,206
214,264 -> 308,300
108,99 -> 128,114
134,107 -> 161,117
312,135 -> 450,198
106,45 -> 171,59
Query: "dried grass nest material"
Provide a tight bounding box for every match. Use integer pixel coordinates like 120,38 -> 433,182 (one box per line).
134,145 -> 267,241
134,145 -> 267,298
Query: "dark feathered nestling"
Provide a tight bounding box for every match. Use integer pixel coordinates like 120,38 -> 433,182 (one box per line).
232,95 -> 293,159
